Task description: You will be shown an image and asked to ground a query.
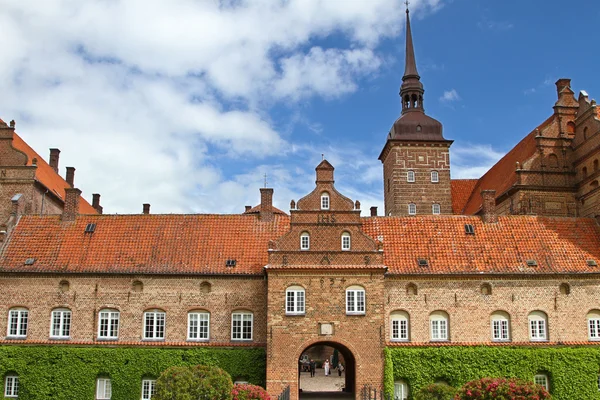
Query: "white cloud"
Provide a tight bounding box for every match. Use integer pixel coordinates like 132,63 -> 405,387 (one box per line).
0,0 -> 445,214
440,89 -> 460,102
450,144 -> 505,179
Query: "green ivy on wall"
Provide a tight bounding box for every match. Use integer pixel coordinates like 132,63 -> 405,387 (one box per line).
385,346 -> 600,400
0,346 -> 265,399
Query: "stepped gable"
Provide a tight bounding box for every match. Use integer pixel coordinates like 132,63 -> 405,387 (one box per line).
461,115 -> 554,215
450,179 -> 478,214
11,132 -> 97,214
362,215 -> 600,274
0,213 -> 290,275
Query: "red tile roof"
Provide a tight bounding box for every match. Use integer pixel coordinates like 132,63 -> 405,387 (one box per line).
461,116 -> 554,215
243,205 -> 287,215
11,133 -> 97,214
361,215 -> 600,275
450,179 -> 478,214
0,214 -> 289,275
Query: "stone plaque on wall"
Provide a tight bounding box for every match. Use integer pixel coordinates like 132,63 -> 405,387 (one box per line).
319,323 -> 333,335
545,201 -> 562,211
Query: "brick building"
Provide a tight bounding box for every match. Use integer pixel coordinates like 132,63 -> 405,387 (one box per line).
0,7 -> 599,400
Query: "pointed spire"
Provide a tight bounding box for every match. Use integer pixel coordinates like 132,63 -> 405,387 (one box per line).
403,4 -> 419,80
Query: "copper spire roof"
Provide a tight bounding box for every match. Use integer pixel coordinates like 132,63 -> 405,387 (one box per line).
402,8 -> 421,83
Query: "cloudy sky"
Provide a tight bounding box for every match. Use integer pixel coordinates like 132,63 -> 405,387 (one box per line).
1,0 -> 599,215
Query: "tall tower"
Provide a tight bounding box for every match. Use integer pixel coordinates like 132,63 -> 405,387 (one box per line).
379,7 -> 453,216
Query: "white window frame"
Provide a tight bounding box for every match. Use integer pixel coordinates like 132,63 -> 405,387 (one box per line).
231,311 -> 253,341
432,203 -> 440,215
7,308 -> 28,338
430,311 -> 449,341
300,232 -> 310,251
96,377 -> 112,400
341,232 -> 351,251
285,286 -> 305,315
588,310 -> 600,341
528,311 -> 548,341
431,170 -> 439,183
346,286 -> 366,315
4,375 -> 18,398
143,310 -> 166,340
141,379 -> 156,400
390,311 -> 409,342
491,312 -> 510,342
321,192 -> 330,210
50,308 -> 71,339
534,374 -> 549,391
187,311 -> 210,341
97,309 -> 120,340
394,380 -> 408,400
407,170 -> 415,183
408,203 -> 416,215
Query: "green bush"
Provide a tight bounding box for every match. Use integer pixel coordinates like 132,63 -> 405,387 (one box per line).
455,377 -> 551,399
154,366 -> 197,400
191,365 -> 233,400
414,383 -> 456,400
232,383 -> 271,400
154,365 -> 233,400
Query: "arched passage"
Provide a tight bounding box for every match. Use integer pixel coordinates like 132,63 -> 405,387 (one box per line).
298,341 -> 356,398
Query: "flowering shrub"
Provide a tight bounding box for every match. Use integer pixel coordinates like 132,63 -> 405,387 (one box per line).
414,383 -> 456,400
232,383 -> 272,400
454,377 -> 551,400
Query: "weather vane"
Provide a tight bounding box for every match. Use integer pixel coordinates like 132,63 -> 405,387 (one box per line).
264,173 -> 268,188
405,0 -> 410,12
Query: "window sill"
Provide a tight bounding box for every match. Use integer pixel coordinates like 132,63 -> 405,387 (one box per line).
346,312 -> 366,316
529,339 -> 549,342
491,339 -> 511,343
430,339 -> 449,342
187,338 -> 209,342
96,337 -> 119,341
231,339 -> 253,342
286,313 -> 306,317
142,338 -> 166,342
5,336 -> 27,340
49,336 -> 71,341
390,339 -> 409,342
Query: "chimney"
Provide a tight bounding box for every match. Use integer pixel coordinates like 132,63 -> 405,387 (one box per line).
62,188 -> 81,221
49,149 -> 60,173
370,206 -> 378,217
92,193 -> 103,214
245,205 -> 252,212
555,78 -> 571,99
260,188 -> 274,221
65,167 -> 75,187
143,203 -> 150,214
481,190 -> 497,223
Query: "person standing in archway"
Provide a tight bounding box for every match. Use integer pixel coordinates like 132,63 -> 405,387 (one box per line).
338,362 -> 344,377
310,359 -> 316,377
323,359 -> 330,376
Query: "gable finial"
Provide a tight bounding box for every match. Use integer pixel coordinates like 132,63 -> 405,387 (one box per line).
321,153 -> 324,161
405,0 -> 410,13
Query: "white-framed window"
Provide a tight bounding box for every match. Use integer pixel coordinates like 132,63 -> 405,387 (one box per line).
341,232 -> 351,251
346,286 -> 366,315
407,170 -> 415,182
96,378 -> 112,400
588,310 -> 600,340
528,311 -> 548,341
4,375 -> 18,398
98,309 -> 120,340
432,203 -> 440,215
7,308 -> 28,338
321,192 -> 330,210
597,374 -> 600,391
534,374 -> 549,391
141,379 -> 156,400
234,379 -> 249,385
286,286 -> 305,315
232,311 -> 253,341
430,311 -> 449,341
187,311 -> 209,341
408,203 -> 416,215
144,310 -> 166,340
300,232 -> 310,251
394,380 -> 408,400
491,311 -> 510,342
390,311 -> 409,341
431,170 -> 439,183
50,308 -> 71,339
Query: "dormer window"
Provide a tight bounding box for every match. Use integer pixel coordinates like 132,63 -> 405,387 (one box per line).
407,171 -> 415,183
321,192 -> 330,210
300,232 -> 310,251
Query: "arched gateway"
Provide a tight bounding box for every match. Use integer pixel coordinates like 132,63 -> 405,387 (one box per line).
265,162 -> 386,400
298,341 -> 356,397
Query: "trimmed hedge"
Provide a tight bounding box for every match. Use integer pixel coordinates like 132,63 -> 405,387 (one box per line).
385,346 -> 600,400
0,345 -> 265,399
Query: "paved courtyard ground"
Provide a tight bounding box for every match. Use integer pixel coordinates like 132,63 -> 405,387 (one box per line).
299,369 -> 353,399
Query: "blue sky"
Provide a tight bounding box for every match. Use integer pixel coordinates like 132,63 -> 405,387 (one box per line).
0,0 -> 599,215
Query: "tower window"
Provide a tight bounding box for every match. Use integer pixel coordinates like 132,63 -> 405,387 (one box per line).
320,192 -> 330,210
432,204 -> 440,215
431,171 -> 439,183
407,170 -> 415,183
408,203 -> 416,215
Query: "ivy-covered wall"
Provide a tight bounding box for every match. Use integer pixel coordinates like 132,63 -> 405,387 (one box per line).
0,345 -> 265,399
385,346 -> 600,399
